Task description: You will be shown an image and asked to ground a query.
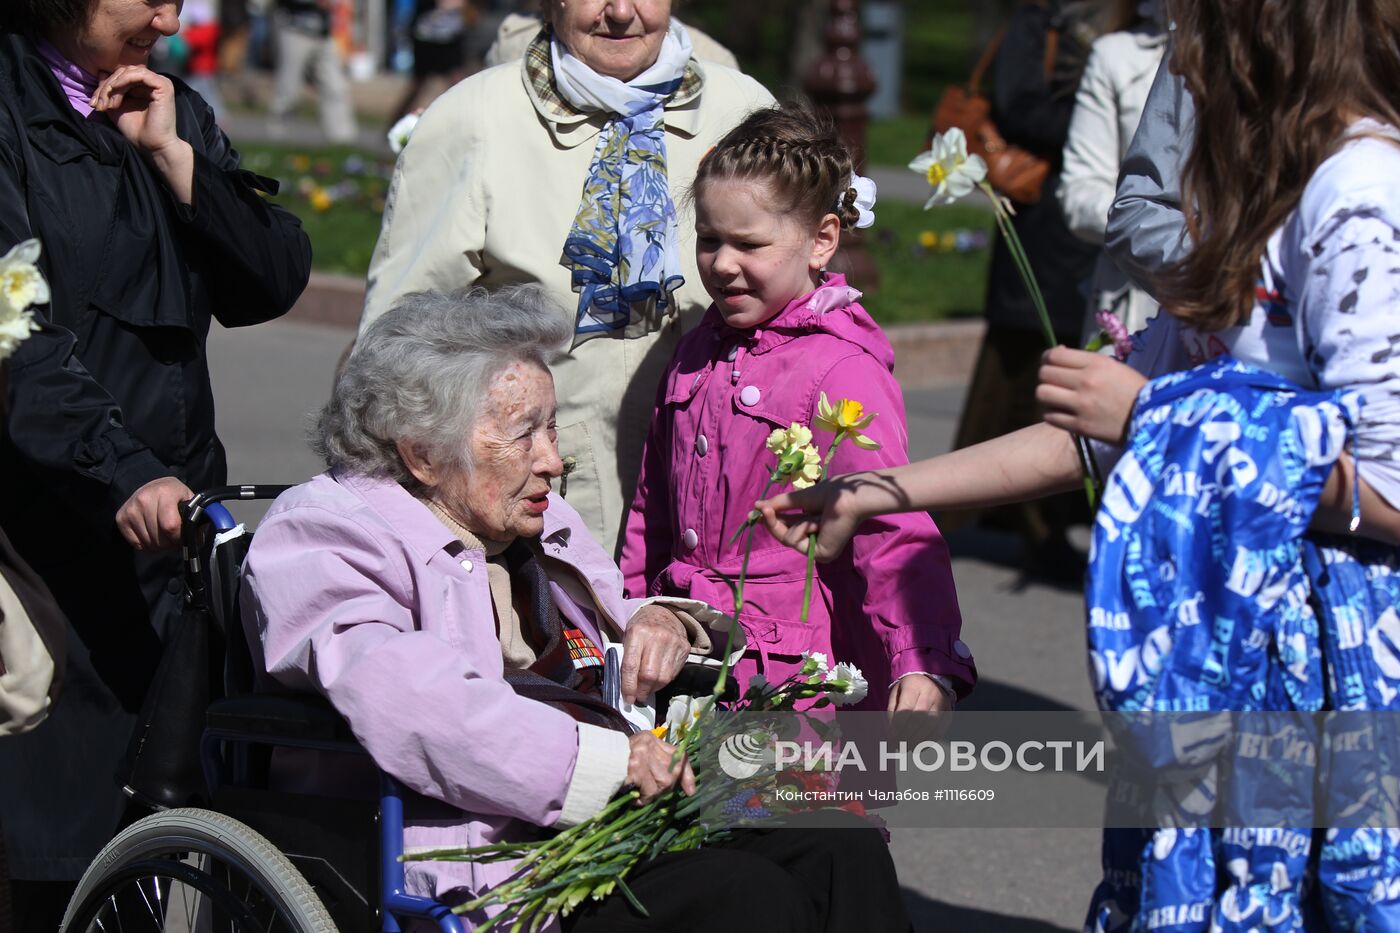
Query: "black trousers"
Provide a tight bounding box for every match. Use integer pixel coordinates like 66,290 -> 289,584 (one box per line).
564,821 -> 911,932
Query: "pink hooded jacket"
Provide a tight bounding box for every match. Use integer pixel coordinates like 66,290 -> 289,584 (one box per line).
620,276 -> 976,706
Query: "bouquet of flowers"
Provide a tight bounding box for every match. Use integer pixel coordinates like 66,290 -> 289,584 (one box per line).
402,396 -> 885,932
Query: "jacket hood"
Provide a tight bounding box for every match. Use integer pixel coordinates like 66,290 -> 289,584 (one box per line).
706,273 -> 895,370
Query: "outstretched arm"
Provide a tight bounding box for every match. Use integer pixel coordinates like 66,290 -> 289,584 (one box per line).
761,348 -> 1147,560
761,423 -> 1079,560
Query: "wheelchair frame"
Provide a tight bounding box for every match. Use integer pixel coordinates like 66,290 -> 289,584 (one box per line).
89,486 -> 468,933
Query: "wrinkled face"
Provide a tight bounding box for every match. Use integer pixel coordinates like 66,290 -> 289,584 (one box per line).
437,360 -> 563,543
549,0 -> 672,82
694,177 -> 825,330
53,0 -> 182,77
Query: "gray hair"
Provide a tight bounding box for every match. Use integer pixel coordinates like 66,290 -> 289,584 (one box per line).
314,286 -> 572,486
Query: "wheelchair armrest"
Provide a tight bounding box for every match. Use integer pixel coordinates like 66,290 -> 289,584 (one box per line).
206,693 -> 360,747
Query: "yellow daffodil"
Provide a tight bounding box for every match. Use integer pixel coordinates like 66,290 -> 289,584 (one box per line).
908,128 -> 988,208
309,187 -> 333,212
918,230 -> 937,249
813,392 -> 882,451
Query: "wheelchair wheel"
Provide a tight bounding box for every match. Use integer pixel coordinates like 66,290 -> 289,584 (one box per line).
62,807 -> 336,932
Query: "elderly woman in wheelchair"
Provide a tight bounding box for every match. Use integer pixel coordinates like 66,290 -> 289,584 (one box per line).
235,287 -> 910,932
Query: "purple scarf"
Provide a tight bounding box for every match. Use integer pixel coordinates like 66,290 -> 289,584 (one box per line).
35,37 -> 99,117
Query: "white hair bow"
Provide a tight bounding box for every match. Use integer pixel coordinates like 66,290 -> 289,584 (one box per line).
847,174 -> 877,229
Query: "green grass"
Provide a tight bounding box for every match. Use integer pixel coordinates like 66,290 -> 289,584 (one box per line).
241,140 -> 993,325
856,200 -> 991,325
865,113 -> 933,169
237,141 -> 393,277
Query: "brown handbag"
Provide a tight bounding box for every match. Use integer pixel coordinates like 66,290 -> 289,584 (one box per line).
931,13 -> 1059,206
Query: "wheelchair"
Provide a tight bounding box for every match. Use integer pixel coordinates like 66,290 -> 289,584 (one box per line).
60,487 -> 465,933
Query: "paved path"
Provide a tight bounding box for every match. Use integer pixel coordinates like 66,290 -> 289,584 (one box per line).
207,317 -> 1098,931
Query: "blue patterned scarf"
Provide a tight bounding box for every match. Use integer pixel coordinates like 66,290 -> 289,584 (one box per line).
551,22 -> 693,342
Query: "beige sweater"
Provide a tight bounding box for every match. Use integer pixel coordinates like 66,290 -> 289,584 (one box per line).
362,56 -> 773,553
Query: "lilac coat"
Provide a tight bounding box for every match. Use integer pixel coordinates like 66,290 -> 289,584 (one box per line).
240,471 -> 668,925
620,276 -> 977,706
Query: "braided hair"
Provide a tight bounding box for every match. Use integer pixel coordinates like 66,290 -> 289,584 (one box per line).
693,102 -> 862,231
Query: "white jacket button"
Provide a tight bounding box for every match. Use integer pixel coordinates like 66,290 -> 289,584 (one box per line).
696,434 -> 709,456
682,528 -> 699,550
459,559 -> 474,573
739,385 -> 761,406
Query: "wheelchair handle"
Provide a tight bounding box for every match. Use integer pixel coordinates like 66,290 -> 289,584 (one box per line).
180,485 -> 293,611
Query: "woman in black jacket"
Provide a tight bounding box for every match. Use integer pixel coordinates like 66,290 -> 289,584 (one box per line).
0,1 -> 311,926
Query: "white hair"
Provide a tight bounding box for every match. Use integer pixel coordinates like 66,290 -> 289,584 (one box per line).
314,286 -> 572,486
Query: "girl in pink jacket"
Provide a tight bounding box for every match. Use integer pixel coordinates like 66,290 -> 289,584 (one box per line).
620,104 -> 975,712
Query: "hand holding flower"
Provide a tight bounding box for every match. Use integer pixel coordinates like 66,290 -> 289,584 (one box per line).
1036,347 -> 1146,445
625,731 -> 695,804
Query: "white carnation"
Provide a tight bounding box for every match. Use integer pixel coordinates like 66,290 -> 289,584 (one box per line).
826,662 -> 869,706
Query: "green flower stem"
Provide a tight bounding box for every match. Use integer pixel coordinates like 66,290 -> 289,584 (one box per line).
801,432 -> 848,622
979,181 -> 1101,508
714,476 -> 777,700
801,535 -> 818,622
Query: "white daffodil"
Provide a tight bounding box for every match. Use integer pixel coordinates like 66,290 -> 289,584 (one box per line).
0,239 -> 47,361
387,112 -> 421,155
908,129 -> 988,209
0,239 -> 48,312
661,694 -> 713,743
825,661 -> 869,706
0,310 -> 38,360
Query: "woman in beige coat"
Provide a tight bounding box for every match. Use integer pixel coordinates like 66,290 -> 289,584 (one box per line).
1057,0 -> 1167,346
361,0 -> 771,553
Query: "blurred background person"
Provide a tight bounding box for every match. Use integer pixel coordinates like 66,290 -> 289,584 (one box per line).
269,0 -> 357,142
1058,0 -> 1166,345
219,0 -> 257,106
386,0 -> 473,128
181,0 -> 225,119
248,0 -> 275,70
941,0 -> 1128,585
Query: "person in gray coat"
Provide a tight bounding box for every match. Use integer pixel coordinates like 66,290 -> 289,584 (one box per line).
1102,51 -> 1192,295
